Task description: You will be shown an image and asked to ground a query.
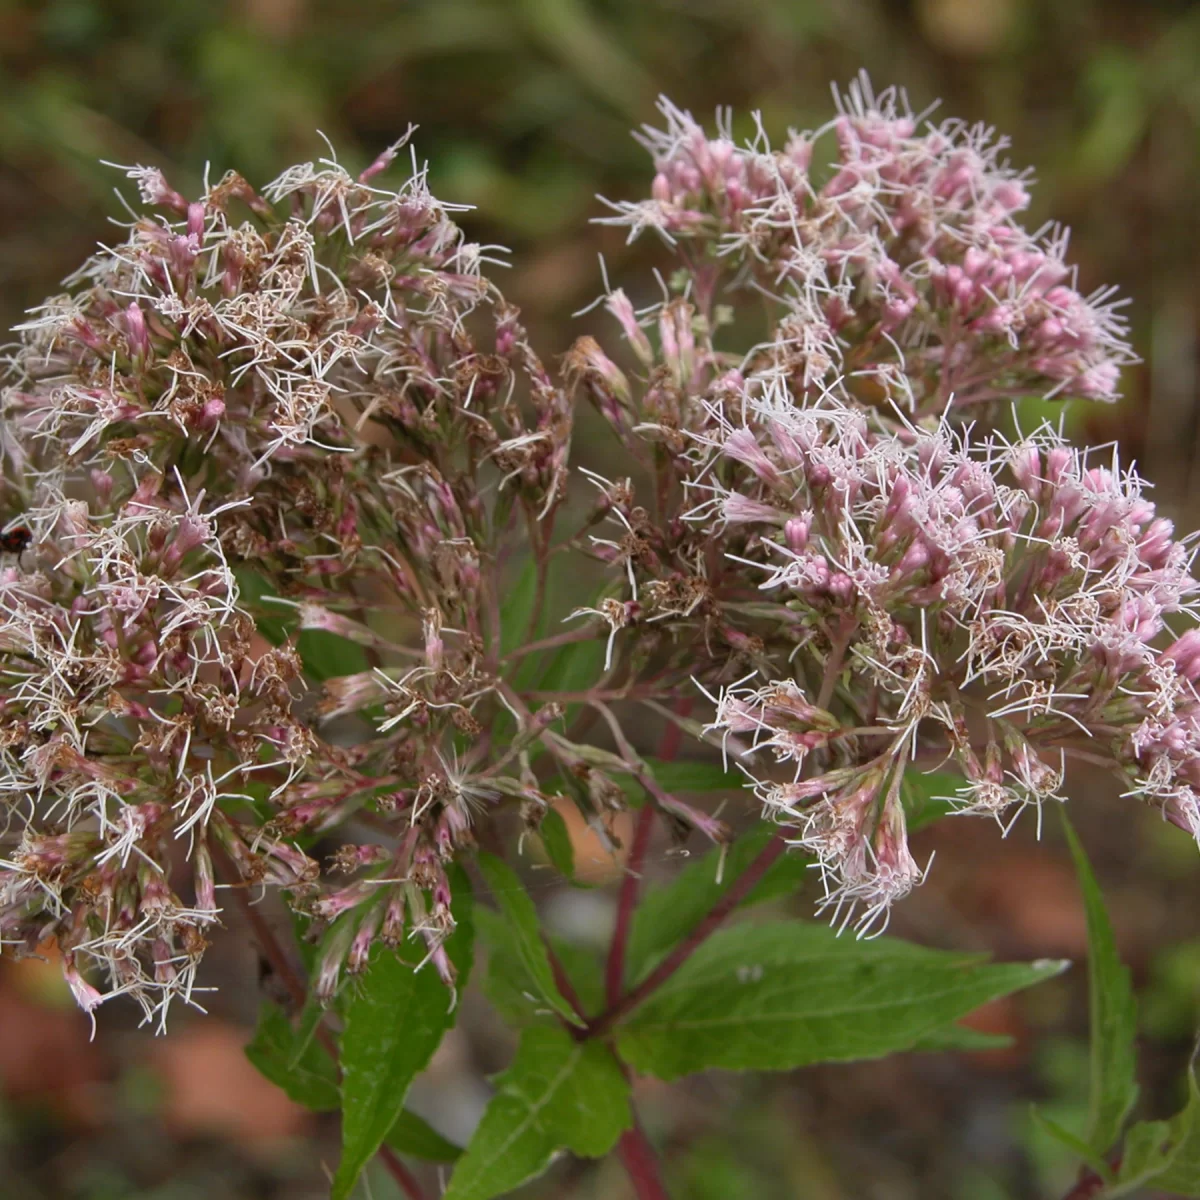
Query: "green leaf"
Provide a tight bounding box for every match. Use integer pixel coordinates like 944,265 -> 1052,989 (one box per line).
642,757 -> 745,794
233,568 -> 295,645
244,1003 -> 461,1162
626,825 -> 808,981
910,1025 -> 1014,1053
1136,1062 -> 1200,1195
442,1025 -> 631,1200
476,852 -> 580,1025
477,908 -> 602,1027
297,629 -> 369,682
901,769 -> 961,833
546,937 -> 604,1017
476,907 -> 542,1025
1062,814 -> 1139,1155
285,996 -> 327,1072
536,635 -> 607,697
1104,1119 -> 1177,1196
1029,1107 -> 1113,1181
244,1002 -> 339,1111
331,875 -> 474,1200
538,806 -> 575,880
615,920 -> 1068,1081
501,556 -> 540,660
386,1109 -> 464,1163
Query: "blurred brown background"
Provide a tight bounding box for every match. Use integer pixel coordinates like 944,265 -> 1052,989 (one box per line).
1,1 -> 1199,1197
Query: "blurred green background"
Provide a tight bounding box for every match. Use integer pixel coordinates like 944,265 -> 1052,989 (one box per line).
1,1 -> 1200,1197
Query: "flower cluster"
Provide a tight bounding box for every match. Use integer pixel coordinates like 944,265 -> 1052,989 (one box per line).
0,79 -> 1193,1024
0,136 -> 573,1021
698,393 -> 1200,931
569,81 -> 1199,936
595,75 -> 1134,416
0,485 -> 320,1024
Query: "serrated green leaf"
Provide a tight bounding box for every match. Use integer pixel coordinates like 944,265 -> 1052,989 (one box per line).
385,1108 -> 464,1163
244,1002 -> 461,1163
626,824 -> 808,982
546,936 -> 604,1017
442,1025 -> 631,1200
297,628 -> 370,682
331,875 -> 474,1200
615,920 -> 1068,1081
476,907 -> 543,1025
538,806 -> 575,880
284,996 -> 326,1072
244,1001 -> 339,1111
477,852 -> 580,1025
1062,814 -> 1139,1156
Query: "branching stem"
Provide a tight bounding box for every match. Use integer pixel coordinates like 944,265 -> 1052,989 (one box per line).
617,1121 -> 673,1200
586,828 -> 788,1039
606,803 -> 656,1006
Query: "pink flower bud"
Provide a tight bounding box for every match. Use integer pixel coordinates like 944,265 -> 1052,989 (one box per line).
123,302 -> 150,359
604,290 -> 654,366
784,516 -> 810,552
1163,630 -> 1200,681
63,956 -> 105,1016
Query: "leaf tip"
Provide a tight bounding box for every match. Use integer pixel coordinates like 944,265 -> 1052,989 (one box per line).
1032,957 -> 1072,978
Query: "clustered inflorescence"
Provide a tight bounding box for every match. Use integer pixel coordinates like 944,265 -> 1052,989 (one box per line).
0,134 -> 572,1024
0,77 -> 1195,1023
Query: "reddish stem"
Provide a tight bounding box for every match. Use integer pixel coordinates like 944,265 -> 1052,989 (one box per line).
500,625 -> 594,662
544,935 -> 590,1026
606,804 -> 656,1005
604,697 -> 693,1005
1060,1160 -> 1120,1200
617,1122 -> 672,1200
655,696 -> 691,763
587,829 -> 788,1038
378,1144 -> 428,1200
229,883 -> 341,1062
229,884 -> 305,1009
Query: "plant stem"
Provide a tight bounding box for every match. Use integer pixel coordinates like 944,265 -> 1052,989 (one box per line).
229,884 -> 305,1009
617,1121 -> 672,1200
587,828 -> 788,1038
500,625 -> 594,662
606,803 -> 656,1006
603,696 -> 693,1004
378,1144 -> 428,1200
1060,1161 -> 1119,1200
543,934 -> 590,1025
655,697 -> 690,764
524,513 -> 551,643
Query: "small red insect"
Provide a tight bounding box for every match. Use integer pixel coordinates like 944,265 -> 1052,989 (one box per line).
0,526 -> 32,555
